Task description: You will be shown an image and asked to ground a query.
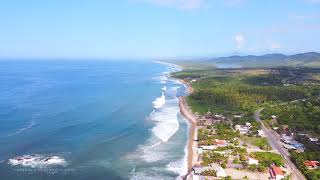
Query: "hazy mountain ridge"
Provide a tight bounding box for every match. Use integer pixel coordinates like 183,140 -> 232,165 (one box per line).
208,52 -> 320,67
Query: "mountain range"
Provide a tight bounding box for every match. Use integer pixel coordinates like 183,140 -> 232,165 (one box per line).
207,52 -> 320,67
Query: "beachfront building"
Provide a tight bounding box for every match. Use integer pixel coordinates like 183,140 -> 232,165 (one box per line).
304,160 -> 319,170
197,118 -> 213,126
193,165 -> 204,175
216,167 -> 227,178
269,165 -> 285,180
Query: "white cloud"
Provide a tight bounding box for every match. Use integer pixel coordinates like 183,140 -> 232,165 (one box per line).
234,34 -> 245,49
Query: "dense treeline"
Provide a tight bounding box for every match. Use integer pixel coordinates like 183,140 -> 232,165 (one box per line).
187,76 -> 311,114
262,98 -> 320,134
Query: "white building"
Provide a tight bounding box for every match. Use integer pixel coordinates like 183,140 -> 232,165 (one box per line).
216,167 -> 227,178
245,122 -> 252,127
248,158 -> 259,165
257,130 -> 264,137
235,124 -> 250,135
201,145 -> 217,150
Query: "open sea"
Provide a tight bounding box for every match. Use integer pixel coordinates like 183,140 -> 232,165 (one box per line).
0,60 -> 189,180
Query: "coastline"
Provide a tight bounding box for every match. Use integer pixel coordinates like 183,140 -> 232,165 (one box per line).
177,79 -> 197,178
160,61 -> 196,178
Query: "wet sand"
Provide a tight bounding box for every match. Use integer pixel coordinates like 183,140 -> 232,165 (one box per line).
178,79 -> 197,178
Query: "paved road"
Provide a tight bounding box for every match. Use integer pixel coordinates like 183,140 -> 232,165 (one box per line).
254,108 -> 306,180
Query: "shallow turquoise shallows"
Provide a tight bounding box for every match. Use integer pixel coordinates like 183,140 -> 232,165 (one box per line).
0,60 -> 188,180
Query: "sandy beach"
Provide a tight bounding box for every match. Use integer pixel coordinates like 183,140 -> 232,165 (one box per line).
178,79 -> 197,178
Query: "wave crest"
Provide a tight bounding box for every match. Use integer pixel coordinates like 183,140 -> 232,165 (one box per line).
152,92 -> 165,109
8,155 -> 67,168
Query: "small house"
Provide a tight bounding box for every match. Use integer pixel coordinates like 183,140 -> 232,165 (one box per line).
309,137 -> 319,142
214,139 -> 228,147
269,165 -> 285,180
304,161 -> 319,170
248,158 -> 259,165
201,145 -> 216,150
257,130 -> 264,137
216,167 -> 227,178
193,165 -> 204,175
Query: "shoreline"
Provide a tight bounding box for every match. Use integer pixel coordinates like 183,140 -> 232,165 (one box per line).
177,79 -> 197,178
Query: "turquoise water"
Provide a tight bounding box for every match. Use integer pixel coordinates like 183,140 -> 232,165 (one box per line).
0,60 -> 188,180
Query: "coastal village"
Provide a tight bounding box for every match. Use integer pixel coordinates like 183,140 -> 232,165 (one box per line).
179,79 -> 320,180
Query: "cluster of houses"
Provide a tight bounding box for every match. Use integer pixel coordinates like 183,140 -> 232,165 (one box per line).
234,122 -> 265,137
188,112 -> 291,180
196,113 -> 228,127
281,134 -> 304,151
297,132 -> 320,145
197,139 -> 228,155
234,122 -> 252,135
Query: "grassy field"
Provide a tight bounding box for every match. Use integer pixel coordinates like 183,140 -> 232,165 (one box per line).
240,135 -> 271,150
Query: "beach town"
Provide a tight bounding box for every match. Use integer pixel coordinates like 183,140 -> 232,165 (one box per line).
177,76 -> 319,180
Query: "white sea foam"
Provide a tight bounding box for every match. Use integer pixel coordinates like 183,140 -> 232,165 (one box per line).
152,92 -> 165,109
151,98 -> 179,142
127,61 -> 186,179
131,170 -> 166,180
166,133 -> 188,177
8,155 -> 67,168
159,74 -> 168,84
153,61 -> 182,72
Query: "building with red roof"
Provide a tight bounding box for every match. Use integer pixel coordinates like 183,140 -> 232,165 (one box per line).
304,160 -> 319,170
214,139 -> 228,147
269,165 -> 285,180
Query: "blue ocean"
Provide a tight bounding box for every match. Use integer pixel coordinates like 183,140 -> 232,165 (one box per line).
0,60 -> 189,180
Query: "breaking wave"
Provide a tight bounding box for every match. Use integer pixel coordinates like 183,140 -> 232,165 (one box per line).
8,154 -> 67,168
151,98 -> 180,142
152,92 -> 166,109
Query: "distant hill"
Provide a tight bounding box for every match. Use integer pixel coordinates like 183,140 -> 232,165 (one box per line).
206,52 -> 320,68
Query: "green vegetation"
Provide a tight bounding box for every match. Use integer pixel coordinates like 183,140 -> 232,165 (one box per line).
198,123 -> 239,145
290,151 -> 320,180
173,66 -> 320,136
172,67 -> 319,116
240,135 -> 271,150
172,64 -> 320,178
250,152 -> 284,167
202,151 -> 227,166
262,98 -> 320,134
202,52 -> 320,68
200,169 -> 216,176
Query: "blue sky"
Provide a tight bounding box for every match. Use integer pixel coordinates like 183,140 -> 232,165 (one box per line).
0,0 -> 319,59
